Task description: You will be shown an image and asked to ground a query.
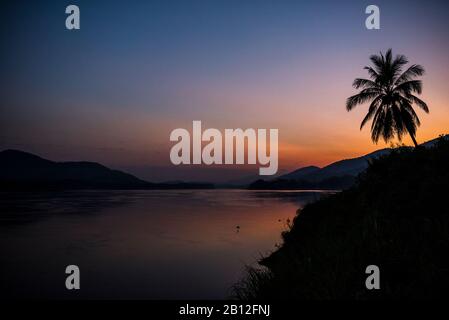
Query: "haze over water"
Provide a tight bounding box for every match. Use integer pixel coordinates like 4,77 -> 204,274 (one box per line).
0,189 -> 330,299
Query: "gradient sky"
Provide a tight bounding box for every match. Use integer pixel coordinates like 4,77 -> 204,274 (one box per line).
1,0 -> 448,182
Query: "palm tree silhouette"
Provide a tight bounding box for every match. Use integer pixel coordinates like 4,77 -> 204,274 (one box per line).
346,49 -> 429,147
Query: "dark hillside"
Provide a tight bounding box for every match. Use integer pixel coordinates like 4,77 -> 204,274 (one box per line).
235,136 -> 449,299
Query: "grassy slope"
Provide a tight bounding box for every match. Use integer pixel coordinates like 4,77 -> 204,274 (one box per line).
234,137 -> 449,299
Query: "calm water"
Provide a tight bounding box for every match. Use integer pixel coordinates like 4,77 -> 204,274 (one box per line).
0,189 -> 330,299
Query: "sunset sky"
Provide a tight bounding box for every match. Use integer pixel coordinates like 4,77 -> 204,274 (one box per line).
1,0 -> 448,182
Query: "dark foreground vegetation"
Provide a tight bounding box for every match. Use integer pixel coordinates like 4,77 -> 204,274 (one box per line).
234,136 -> 449,299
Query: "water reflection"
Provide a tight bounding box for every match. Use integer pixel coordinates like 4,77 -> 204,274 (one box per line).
0,190 -> 331,299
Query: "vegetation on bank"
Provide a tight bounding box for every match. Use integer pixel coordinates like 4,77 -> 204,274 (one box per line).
234,136 -> 449,299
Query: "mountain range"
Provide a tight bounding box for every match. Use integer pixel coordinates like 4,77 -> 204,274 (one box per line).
0,150 -> 213,190
248,135 -> 447,190
1,135 -> 446,191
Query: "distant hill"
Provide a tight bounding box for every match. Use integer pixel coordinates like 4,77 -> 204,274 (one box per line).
280,165 -> 320,180
292,148 -> 391,183
249,135 -> 447,190
0,150 -> 213,190
248,148 -> 390,190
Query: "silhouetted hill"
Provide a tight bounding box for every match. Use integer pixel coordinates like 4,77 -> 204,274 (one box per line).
249,136 -> 447,190
249,149 -> 390,190
300,148 -> 390,182
280,166 -> 320,180
0,150 -> 213,190
235,136 -> 449,299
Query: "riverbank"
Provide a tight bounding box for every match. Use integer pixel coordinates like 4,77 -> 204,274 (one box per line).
234,136 -> 449,299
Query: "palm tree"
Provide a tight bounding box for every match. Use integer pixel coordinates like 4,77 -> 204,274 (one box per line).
346,49 -> 429,147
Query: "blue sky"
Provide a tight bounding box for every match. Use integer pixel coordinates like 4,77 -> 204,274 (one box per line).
1,0 -> 448,182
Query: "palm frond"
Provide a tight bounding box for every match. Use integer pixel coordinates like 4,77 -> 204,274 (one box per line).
364,66 -> 379,80
346,89 -> 381,111
400,107 -> 418,139
382,107 -> 396,142
391,54 -> 408,81
352,78 -> 379,90
395,64 -> 425,84
371,106 -> 386,143
385,49 -> 393,66
406,94 -> 429,113
392,54 -> 408,68
391,103 -> 406,140
369,53 -> 385,75
360,96 -> 382,130
395,80 -> 422,95
396,97 -> 421,124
